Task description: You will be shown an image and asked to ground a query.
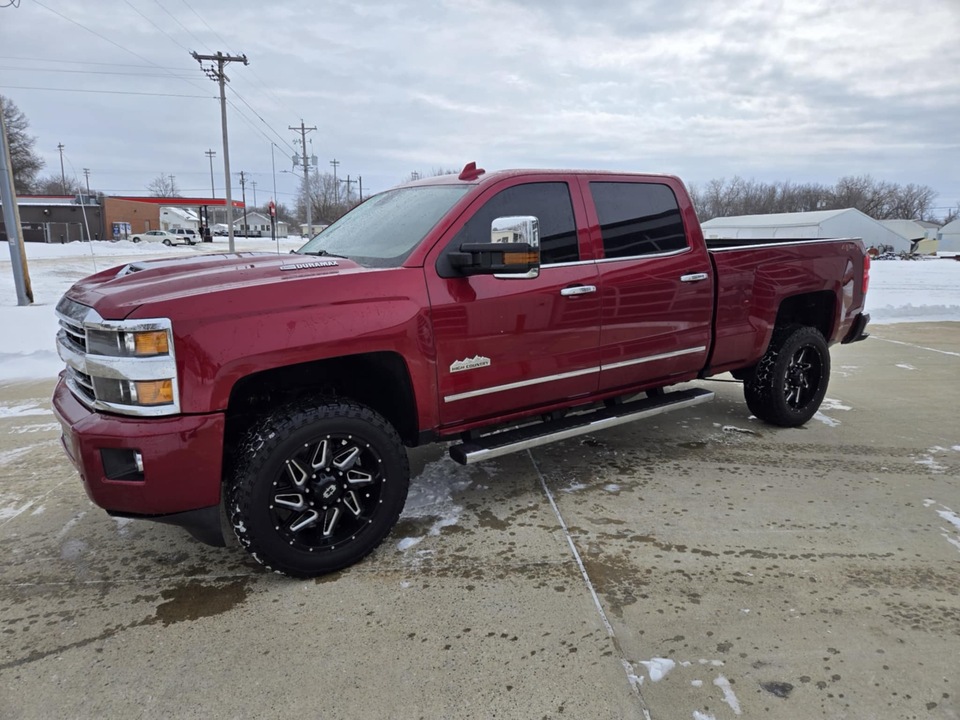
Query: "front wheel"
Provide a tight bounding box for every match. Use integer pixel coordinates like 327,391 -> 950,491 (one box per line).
227,399 -> 410,577
162,238 -> 172,246
743,325 -> 830,427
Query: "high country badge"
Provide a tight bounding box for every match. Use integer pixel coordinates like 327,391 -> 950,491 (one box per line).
450,355 -> 491,373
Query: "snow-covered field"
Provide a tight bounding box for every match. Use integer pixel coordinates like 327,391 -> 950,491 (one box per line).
0,240 -> 958,382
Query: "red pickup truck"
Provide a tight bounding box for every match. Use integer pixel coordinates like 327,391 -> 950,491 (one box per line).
53,164 -> 870,577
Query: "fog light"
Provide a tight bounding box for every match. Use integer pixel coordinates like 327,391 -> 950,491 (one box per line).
100,448 -> 145,481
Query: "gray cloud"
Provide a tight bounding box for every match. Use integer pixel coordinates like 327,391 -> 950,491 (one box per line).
1,0 -> 957,211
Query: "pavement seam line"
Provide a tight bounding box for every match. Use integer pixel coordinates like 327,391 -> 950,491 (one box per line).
870,335 -> 960,357
528,450 -> 653,719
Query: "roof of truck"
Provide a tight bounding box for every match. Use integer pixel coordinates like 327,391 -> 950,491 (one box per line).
398,164 -> 681,189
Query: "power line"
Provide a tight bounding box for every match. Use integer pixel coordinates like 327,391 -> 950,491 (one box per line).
178,0 -> 230,48
0,65 -> 196,78
32,0 -> 210,95
229,86 -> 299,156
153,0 -> 209,50
0,85 -> 215,98
0,55 -> 190,70
124,0 -> 191,53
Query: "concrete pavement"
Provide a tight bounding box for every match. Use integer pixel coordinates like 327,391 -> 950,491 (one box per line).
1,322 -> 958,719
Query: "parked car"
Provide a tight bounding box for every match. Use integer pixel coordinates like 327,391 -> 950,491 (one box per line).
169,228 -> 199,244
54,163 -> 870,577
130,229 -> 193,246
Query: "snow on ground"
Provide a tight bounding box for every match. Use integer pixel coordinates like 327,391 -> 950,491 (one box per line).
0,241 -> 958,382
867,258 -> 960,324
0,236 -> 302,382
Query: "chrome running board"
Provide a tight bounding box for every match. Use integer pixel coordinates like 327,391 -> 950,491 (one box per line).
449,388 -> 714,465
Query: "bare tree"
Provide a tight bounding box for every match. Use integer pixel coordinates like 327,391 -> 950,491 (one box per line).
296,172 -> 363,226
1,95 -> 44,193
942,203 -> 960,225
34,174 -> 81,195
147,174 -> 181,197
691,174 -> 939,222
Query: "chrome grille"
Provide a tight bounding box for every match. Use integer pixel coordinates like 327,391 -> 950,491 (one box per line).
55,296 -> 91,353
58,316 -> 87,353
66,367 -> 96,404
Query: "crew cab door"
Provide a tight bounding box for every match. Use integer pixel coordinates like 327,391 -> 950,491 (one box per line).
425,179 -> 600,428
580,178 -> 714,393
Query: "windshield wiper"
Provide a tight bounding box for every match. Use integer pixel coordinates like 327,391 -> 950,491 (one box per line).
299,249 -> 349,259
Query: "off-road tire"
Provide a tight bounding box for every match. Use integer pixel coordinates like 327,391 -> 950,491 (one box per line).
227,399 -> 410,578
744,325 -> 830,428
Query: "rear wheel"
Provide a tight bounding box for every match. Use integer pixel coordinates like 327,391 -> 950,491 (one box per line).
228,399 -> 409,577
744,325 -> 830,427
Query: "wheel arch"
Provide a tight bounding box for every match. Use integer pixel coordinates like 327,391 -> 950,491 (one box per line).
223,351 -> 421,460
774,291 -> 836,341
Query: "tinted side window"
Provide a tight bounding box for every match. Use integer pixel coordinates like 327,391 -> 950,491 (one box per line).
450,182 -> 579,266
590,182 -> 687,259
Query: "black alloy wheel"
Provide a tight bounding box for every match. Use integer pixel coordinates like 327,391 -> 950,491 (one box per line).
744,325 -> 830,428
228,399 -> 409,577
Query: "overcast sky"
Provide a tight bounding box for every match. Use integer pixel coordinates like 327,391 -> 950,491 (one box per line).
2,0 -> 958,215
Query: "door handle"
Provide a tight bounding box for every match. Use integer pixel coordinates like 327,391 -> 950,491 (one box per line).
680,273 -> 709,283
560,285 -> 597,296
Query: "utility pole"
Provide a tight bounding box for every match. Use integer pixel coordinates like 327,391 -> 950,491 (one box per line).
57,142 -> 66,194
340,175 -> 357,204
238,170 -> 248,237
192,50 -> 248,253
330,158 -> 340,205
358,175 -> 363,202
204,149 -> 216,197
1,108 -> 33,304
83,168 -> 91,196
270,143 -> 278,239
251,179 -> 257,208
289,120 -> 316,236
168,174 -> 176,194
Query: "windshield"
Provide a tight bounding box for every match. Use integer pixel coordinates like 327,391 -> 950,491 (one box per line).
297,185 -> 470,267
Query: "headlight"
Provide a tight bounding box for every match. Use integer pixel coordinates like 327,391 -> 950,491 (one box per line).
56,299 -> 180,418
86,327 -> 171,358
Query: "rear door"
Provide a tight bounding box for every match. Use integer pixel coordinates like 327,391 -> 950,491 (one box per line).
581,177 -> 714,393
425,178 -> 601,428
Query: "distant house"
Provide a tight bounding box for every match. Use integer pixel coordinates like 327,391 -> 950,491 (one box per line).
161,206 -> 200,232
938,219 -> 960,254
233,211 -> 289,238
701,208 -> 912,254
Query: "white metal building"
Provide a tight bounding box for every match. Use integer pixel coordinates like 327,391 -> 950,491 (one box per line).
880,219 -> 939,255
938,219 -> 960,254
701,208 -> 910,254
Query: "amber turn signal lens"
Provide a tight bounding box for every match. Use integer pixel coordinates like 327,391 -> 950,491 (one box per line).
503,252 -> 538,265
132,331 -> 169,356
134,379 -> 174,405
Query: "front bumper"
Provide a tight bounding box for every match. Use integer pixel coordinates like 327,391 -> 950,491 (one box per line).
52,376 -> 226,528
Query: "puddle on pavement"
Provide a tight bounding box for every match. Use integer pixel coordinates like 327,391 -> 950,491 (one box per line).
154,579 -> 249,626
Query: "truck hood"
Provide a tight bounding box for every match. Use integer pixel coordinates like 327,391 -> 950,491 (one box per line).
67,252 -> 368,318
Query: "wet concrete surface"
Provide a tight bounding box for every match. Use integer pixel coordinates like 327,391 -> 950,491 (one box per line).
1,323 -> 958,719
